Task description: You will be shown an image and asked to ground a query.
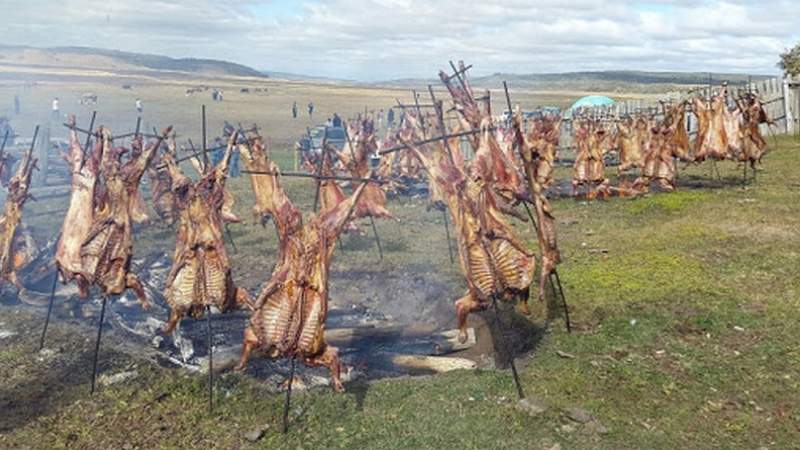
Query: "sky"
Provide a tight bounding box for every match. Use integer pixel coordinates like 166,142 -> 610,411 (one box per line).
2,0 -> 799,80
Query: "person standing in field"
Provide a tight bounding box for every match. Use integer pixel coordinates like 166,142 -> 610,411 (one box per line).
387,108 -> 395,128
308,102 -> 314,119
292,101 -> 298,119
332,113 -> 342,128
135,98 -> 143,114
51,97 -> 60,121
377,109 -> 384,129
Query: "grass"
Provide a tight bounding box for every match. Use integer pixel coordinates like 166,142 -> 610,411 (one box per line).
0,134 -> 797,449
1,65 -> 799,448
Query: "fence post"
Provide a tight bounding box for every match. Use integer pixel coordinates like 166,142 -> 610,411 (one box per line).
783,77 -> 794,135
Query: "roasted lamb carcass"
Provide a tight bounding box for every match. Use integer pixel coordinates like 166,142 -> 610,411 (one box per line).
738,94 -> 770,168
525,115 -> 561,189
399,124 -> 535,343
510,111 -> 562,304
161,135 -> 252,334
691,88 -> 730,161
235,173 -> 370,392
616,116 -> 645,174
572,119 -> 610,199
0,146 -> 37,293
239,133 -> 282,225
79,127 -> 170,308
187,150 -> 242,225
340,119 -> 394,221
145,135 -> 179,224
55,117 -> 103,296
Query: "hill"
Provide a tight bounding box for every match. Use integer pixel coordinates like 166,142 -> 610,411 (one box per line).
0,45 -> 267,79
378,70 -> 774,94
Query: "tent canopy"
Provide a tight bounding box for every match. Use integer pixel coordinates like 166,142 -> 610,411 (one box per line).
570,95 -> 615,110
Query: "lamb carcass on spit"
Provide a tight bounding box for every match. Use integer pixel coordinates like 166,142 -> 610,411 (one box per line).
79,127 -> 170,308
145,135 -> 179,224
161,134 -> 252,333
572,119 -> 611,199
55,117 -> 103,297
235,171 -> 370,392
398,118 -> 535,343
691,86 -> 729,161
0,145 -> 37,293
239,132 -> 282,226
340,119 -> 394,220
737,93 -> 771,168
525,115 -> 562,189
509,110 -> 562,305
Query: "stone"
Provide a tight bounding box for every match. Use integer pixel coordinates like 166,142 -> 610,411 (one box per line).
585,420 -> 609,435
518,396 -> 548,416
243,424 -> 270,442
566,407 -> 595,424
99,370 -> 139,387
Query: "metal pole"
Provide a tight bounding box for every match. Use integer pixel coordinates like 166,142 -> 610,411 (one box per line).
442,209 -> 454,264
552,271 -> 572,333
369,215 -> 383,259
0,130 -> 9,152
207,305 -> 213,412
202,105 -> 209,170
490,295 -> 525,399
224,223 -> 238,254
90,295 -> 108,395
38,268 -> 59,350
78,112 -> 97,171
312,129 -> 328,212
282,357 -> 296,434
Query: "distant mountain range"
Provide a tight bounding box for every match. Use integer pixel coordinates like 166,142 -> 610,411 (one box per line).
0,45 -> 774,91
377,70 -> 774,93
0,45 -> 267,78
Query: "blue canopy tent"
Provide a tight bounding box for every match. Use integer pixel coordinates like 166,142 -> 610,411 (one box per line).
570,95 -> 616,111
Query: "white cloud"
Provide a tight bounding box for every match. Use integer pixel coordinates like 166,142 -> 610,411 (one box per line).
1,0 -> 798,79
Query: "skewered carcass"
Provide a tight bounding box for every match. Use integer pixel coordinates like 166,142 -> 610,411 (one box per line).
509,110 -> 562,304
737,94 -> 771,168
161,134 -> 252,334
340,119 -> 394,220
572,119 -> 611,199
0,145 -> 37,293
79,127 -> 170,309
145,134 -> 179,224
525,115 -> 561,189
234,171 -> 370,392
55,117 -> 103,297
188,156 -> 241,225
691,87 -> 729,161
398,120 -> 535,343
616,116 -> 646,175
239,133 -> 281,226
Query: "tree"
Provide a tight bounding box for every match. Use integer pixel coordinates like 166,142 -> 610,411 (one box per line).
778,43 -> 800,77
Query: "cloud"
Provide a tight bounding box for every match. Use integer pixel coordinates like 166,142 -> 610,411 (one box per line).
1,0 -> 798,80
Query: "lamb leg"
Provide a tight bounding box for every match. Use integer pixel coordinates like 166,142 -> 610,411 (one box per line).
455,293 -> 485,344
234,326 -> 259,372
125,272 -> 150,310
304,344 -> 344,392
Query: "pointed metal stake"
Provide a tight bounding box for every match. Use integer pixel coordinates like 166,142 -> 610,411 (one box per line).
90,295 -> 108,395
490,295 -> 525,400
441,209 -> 454,264
224,223 -> 238,254
282,357 -> 296,434
207,305 -> 214,413
38,268 -> 59,351
369,215 -> 383,259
